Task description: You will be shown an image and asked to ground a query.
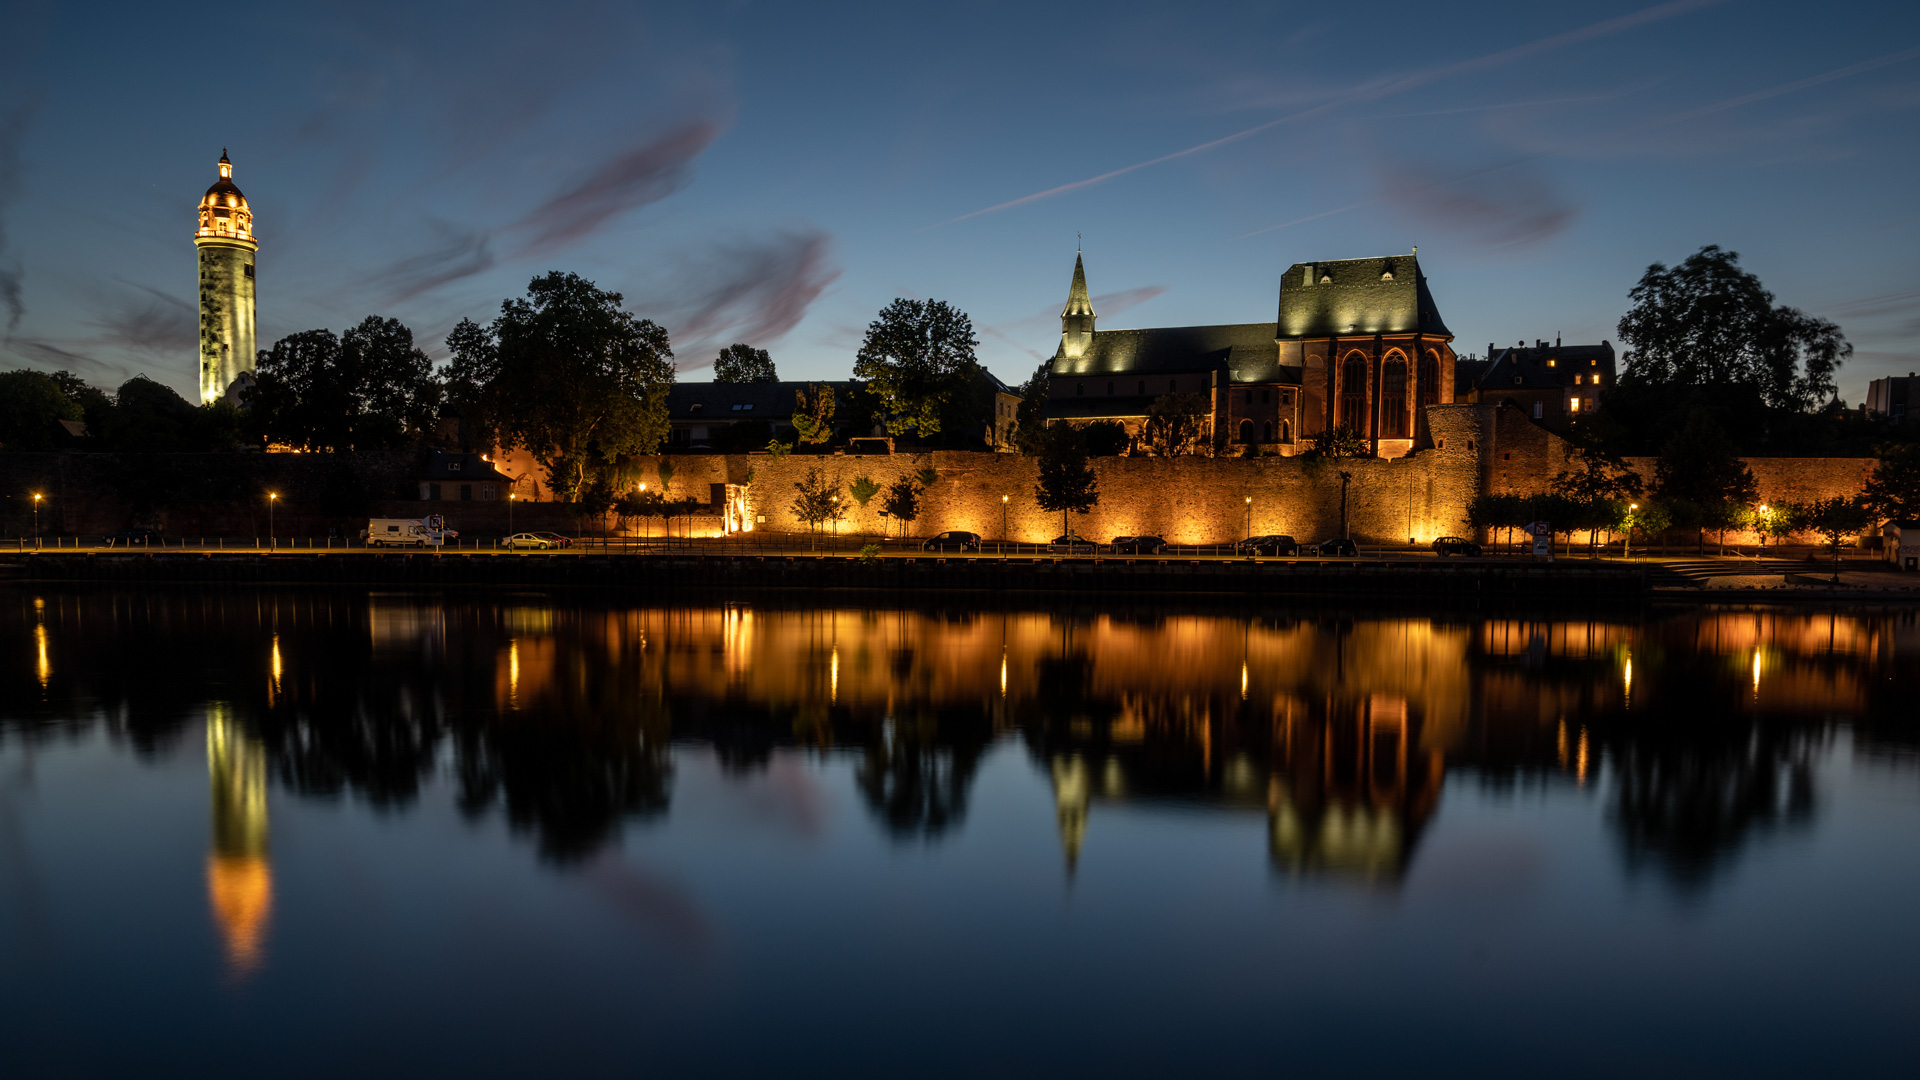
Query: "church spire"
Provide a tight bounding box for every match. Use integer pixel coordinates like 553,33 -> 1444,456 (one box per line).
1058,247 -> 1096,361
1063,249 -> 1094,319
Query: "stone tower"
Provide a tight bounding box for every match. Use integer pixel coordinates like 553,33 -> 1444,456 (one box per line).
195,150 -> 258,405
1058,249 -> 1095,360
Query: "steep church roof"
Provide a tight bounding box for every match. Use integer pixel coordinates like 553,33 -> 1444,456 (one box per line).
1051,322 -> 1278,380
1276,255 -> 1450,340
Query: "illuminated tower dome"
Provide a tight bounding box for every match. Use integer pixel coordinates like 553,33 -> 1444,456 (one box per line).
195,150 -> 258,405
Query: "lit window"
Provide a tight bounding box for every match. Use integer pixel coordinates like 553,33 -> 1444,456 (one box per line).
1569,397 -> 1581,412
1532,402 -> 1543,419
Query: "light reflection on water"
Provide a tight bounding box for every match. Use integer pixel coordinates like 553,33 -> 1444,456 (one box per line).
3,590 -> 1919,1075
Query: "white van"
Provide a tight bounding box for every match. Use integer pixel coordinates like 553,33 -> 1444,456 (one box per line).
362,515 -> 456,548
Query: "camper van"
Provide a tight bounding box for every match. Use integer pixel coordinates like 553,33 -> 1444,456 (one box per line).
362,515 -> 456,548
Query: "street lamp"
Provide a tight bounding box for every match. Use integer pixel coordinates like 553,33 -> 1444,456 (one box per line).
1244,496 -> 1252,545
1757,504 -> 1771,552
268,492 -> 277,549
508,492 -> 516,535
1002,494 -> 1009,554
1625,503 -> 1639,560
31,493 -> 41,548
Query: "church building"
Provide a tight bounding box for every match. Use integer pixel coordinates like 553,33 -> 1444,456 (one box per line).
1044,249 -> 1458,457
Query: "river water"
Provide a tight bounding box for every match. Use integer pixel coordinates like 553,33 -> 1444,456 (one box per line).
3,589 -> 1918,1076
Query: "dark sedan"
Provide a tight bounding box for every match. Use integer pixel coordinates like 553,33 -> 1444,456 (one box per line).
1049,533 -> 1097,554
1310,538 -> 1358,557
922,531 -> 982,552
1236,534 -> 1299,556
1109,535 -> 1168,555
1431,536 -> 1483,557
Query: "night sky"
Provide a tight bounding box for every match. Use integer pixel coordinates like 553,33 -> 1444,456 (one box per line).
2,0 -> 1916,400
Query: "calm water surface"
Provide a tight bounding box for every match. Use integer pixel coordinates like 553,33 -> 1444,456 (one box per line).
4,589 -> 1919,1076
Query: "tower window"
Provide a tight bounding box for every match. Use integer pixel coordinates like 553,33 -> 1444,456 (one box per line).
244,264 -> 254,278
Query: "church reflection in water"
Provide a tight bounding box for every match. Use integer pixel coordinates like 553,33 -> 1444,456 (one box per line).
9,592 -> 1919,918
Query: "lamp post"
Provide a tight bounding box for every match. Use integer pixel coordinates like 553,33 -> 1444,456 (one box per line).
508,492 -> 516,536
1625,503 -> 1638,560
1002,494 -> 1009,555
1757,504 -> 1770,552
32,493 -> 42,548
1244,496 -> 1252,544
268,492 -> 278,549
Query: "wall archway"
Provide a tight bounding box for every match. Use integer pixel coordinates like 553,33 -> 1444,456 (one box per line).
1238,418 -> 1254,443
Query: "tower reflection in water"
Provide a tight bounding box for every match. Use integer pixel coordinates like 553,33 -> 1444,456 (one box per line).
207,705 -> 271,978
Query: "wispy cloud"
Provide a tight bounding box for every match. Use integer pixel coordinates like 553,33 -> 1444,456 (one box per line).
926,0 -> 1725,228
375,222 -> 496,303
509,119 -> 725,258
644,230 -> 840,367
0,98 -> 38,331
1377,161 -> 1578,248
88,281 -> 197,357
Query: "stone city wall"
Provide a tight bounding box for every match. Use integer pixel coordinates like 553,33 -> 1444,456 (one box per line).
633,404 -> 1491,545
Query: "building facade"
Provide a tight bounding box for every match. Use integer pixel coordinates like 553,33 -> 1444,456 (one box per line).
195,151 -> 258,405
1044,250 -> 1458,458
1864,373 -> 1920,422
1460,339 -> 1617,429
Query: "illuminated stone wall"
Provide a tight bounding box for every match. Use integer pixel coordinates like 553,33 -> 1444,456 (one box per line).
631,404 -> 1494,544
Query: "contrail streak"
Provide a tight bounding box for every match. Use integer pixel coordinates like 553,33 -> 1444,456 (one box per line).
925,0 -> 1727,229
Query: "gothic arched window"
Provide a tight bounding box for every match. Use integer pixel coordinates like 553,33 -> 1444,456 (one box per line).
1382,356 -> 1409,438
1238,419 -> 1254,443
1263,420 -> 1274,442
1419,351 -> 1440,407
1340,354 -> 1369,434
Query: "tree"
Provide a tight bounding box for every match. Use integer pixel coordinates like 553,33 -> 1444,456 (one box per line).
1081,420 -> 1130,456
1618,245 -> 1849,412
1551,444 -> 1644,554
1033,422 -> 1099,538
1012,361 -> 1051,455
250,317 -> 437,450
853,298 -> 980,438
444,272 -> 676,502
1629,502 -> 1673,556
790,467 -> 844,548
1654,413 -> 1758,554
1796,496 -> 1873,584
1862,444 -> 1920,523
713,343 -> 776,383
881,475 -> 920,538
0,369 -> 80,450
1305,425 -> 1371,540
1144,393 -> 1210,456
849,475 -> 880,507
655,457 -> 675,496
791,383 -> 836,446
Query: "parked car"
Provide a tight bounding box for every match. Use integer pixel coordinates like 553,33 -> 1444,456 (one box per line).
1049,532 -> 1097,554
503,532 -> 556,550
922,531 -> 982,552
1110,535 -> 1168,555
1236,534 -> 1299,556
103,528 -> 159,546
531,531 -> 574,548
1309,538 -> 1358,557
1431,536 -> 1483,557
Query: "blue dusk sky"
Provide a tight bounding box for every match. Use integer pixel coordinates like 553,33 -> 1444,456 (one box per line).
1,0 -> 1917,402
